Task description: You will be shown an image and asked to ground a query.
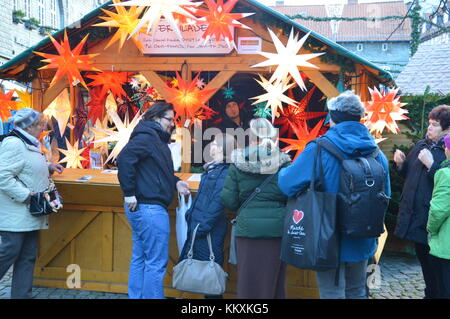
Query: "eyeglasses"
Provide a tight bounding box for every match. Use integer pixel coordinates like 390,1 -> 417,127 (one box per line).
161,116 -> 174,123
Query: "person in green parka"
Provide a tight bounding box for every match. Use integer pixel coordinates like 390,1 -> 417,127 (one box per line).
427,132 -> 450,299
221,118 -> 291,299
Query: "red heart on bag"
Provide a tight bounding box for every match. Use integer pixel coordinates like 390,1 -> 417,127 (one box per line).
293,210 -> 304,224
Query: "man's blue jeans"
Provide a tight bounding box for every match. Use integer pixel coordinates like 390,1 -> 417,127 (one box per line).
125,204 -> 170,299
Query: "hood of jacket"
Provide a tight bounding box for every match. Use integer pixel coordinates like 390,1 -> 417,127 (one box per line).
131,120 -> 171,143
231,146 -> 291,175
324,121 -> 378,157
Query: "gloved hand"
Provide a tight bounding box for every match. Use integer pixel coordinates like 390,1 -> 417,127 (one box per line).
124,196 -> 138,212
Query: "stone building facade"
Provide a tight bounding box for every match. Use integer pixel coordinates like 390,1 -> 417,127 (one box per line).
0,0 -> 107,65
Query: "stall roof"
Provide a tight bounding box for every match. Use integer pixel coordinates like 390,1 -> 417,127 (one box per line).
0,0 -> 393,82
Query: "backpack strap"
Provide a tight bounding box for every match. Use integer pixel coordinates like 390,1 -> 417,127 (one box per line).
236,173 -> 276,216
316,137 -> 345,161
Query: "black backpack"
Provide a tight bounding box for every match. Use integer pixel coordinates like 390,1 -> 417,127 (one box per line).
318,137 -> 390,238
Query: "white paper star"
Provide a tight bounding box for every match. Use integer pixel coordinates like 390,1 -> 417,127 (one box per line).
43,89 -> 72,137
252,28 -> 325,91
93,110 -> 142,164
196,77 -> 206,89
250,75 -> 296,123
90,117 -> 111,155
58,138 -> 87,169
113,0 -> 202,42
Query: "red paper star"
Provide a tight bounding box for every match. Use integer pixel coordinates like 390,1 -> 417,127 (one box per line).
195,0 -> 254,47
87,87 -> 107,123
0,90 -> 17,121
87,72 -> 129,100
279,119 -> 325,160
165,72 -> 216,122
34,30 -> 101,89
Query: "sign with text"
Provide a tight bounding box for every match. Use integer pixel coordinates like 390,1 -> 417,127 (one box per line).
237,37 -> 262,55
139,22 -> 234,55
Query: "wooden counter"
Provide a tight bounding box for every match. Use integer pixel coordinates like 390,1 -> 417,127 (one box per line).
34,168 -> 319,298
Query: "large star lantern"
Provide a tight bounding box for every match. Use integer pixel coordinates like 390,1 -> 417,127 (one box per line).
279,119 -> 325,160
195,0 -> 254,49
93,110 -> 142,164
43,89 -> 72,137
58,138 -> 87,169
252,28 -> 325,91
250,75 -> 296,122
15,89 -> 32,110
87,71 -> 129,100
113,0 -> 202,42
34,30 -> 101,89
165,72 -> 216,122
94,0 -> 146,51
364,87 -> 409,135
0,90 -> 17,122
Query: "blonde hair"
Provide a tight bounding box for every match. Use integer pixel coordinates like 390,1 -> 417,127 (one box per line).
249,118 -> 278,149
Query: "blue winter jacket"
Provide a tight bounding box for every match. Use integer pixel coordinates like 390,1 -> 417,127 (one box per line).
278,121 -> 391,262
179,162 -> 230,266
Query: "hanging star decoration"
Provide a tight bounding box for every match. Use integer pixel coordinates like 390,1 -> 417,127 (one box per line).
87,86 -> 107,123
251,28 -> 325,91
275,86 -> 327,137
113,0 -> 201,42
279,119 -> 325,160
43,89 -> 72,137
34,30 -> 101,89
253,102 -> 272,119
170,77 -> 179,88
250,75 -> 296,122
93,110 -> 142,164
130,74 -> 151,90
173,4 -> 199,25
38,130 -> 52,154
15,89 -> 32,110
195,0 -> 254,49
58,138 -> 87,169
93,0 -> 146,51
129,78 -> 141,90
196,78 -> 206,89
363,87 -> 409,135
165,72 -> 216,122
222,86 -> 235,100
105,93 -> 119,114
87,71 -> 129,100
90,117 -> 111,155
0,90 -> 17,122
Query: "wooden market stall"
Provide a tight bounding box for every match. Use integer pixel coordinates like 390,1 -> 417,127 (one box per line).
0,0 -> 395,298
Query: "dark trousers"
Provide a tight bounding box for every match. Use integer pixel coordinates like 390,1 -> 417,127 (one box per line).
0,231 -> 39,299
429,255 -> 450,299
415,242 -> 440,299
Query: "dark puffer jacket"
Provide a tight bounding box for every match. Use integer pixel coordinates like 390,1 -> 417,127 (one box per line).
178,162 -> 230,266
394,138 -> 447,244
221,146 -> 291,238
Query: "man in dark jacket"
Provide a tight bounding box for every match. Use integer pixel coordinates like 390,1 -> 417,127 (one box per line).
393,104 -> 450,299
117,101 -> 189,299
278,91 -> 391,299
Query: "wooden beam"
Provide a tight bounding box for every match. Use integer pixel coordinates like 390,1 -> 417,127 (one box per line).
140,71 -> 172,101
31,77 -> 44,112
181,62 -> 192,173
42,80 -> 67,110
101,213 -> 114,272
303,70 -> 340,99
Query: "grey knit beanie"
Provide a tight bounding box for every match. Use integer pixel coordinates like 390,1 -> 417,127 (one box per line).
327,91 -> 365,118
8,107 -> 41,129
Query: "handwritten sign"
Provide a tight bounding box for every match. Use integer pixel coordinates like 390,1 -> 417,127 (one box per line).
138,22 -> 234,55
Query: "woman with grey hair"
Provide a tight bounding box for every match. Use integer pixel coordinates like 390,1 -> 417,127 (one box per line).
0,107 -> 64,299
279,91 -> 391,299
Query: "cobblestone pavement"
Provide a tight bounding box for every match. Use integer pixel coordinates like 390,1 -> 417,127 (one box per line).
0,251 -> 424,299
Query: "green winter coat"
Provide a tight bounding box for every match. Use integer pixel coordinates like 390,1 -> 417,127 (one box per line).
427,159 -> 450,260
221,146 -> 291,238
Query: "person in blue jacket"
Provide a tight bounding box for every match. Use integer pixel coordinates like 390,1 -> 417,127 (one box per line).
278,91 -> 391,299
178,133 -> 236,298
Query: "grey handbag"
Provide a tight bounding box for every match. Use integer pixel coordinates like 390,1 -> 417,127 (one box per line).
173,224 -> 228,295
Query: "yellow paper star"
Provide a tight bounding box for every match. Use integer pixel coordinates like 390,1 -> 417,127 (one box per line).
252,28 -> 325,91
90,117 -> 111,155
93,0 -> 146,51
15,89 -> 32,110
113,0 -> 201,42
58,138 -> 87,169
93,110 -> 142,164
43,89 -> 72,137
250,75 -> 296,123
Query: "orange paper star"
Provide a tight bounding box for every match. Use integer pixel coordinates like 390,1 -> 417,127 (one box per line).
87,72 -> 129,100
93,0 -> 146,51
38,130 -> 53,154
364,87 -> 409,134
15,89 -> 32,110
34,30 -> 101,89
0,90 -> 18,122
196,0 -> 254,48
279,119 -> 325,160
165,72 -> 216,122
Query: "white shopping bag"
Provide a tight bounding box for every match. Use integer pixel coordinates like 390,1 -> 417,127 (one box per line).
176,193 -> 192,257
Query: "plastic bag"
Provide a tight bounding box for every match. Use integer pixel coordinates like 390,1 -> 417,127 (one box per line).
176,193 -> 192,257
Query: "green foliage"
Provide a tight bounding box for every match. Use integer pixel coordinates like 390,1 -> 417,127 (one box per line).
28,18 -> 40,26
12,10 -> 26,18
410,1 -> 422,57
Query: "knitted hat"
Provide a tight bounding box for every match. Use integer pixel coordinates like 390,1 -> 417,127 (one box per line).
8,107 -> 41,129
327,91 -> 365,124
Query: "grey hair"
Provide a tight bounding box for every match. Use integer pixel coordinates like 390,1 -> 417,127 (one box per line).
327,91 -> 365,117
